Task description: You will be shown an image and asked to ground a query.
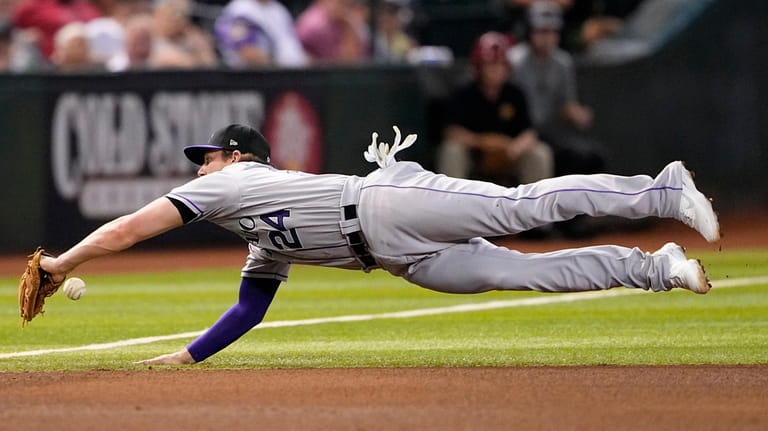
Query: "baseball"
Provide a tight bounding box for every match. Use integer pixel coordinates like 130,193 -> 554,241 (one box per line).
62,277 -> 87,301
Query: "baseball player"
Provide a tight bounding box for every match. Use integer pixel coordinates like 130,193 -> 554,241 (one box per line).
39,124 -> 720,365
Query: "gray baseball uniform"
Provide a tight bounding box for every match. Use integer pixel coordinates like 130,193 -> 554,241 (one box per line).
167,156 -> 686,294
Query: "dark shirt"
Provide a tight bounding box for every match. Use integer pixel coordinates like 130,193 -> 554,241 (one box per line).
445,81 -> 532,138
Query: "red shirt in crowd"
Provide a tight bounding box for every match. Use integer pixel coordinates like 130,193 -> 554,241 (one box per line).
12,0 -> 102,58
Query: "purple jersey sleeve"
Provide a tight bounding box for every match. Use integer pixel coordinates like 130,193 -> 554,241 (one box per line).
187,277 -> 279,362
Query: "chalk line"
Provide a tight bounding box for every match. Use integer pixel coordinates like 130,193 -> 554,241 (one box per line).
2,275 -> 766,359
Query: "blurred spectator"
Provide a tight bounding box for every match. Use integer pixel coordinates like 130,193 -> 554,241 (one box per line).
509,0 -> 604,177
0,18 -> 12,71
215,0 -> 307,68
85,16 -> 124,65
85,0 -> 151,67
12,0 -> 101,60
296,0 -> 370,63
51,21 -> 102,71
510,1 -> 604,237
561,0 -> 642,53
1,22 -> 47,71
438,31 -> 553,187
498,0 -> 572,41
2,0 -> 46,71
372,0 -> 417,63
106,12 -> 153,71
151,0 -> 217,68
0,0 -> 17,18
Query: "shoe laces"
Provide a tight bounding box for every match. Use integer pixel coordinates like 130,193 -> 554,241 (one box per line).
364,126 -> 417,168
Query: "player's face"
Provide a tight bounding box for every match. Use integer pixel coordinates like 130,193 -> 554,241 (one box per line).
197,150 -> 235,176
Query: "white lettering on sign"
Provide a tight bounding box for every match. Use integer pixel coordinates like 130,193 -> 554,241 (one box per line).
51,91 -> 265,218
52,93 -> 147,199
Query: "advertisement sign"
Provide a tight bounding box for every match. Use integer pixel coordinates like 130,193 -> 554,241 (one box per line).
16,67 -> 425,249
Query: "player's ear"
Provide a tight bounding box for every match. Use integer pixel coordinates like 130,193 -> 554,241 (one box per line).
230,150 -> 242,162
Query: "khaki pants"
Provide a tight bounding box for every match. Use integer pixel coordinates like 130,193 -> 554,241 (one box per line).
437,139 -> 554,184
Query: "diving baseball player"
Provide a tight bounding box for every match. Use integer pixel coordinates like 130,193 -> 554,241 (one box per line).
39,124 -> 720,365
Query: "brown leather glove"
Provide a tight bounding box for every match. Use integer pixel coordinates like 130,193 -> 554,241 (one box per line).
18,247 -> 64,327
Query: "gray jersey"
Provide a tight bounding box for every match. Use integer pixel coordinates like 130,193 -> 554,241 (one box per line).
167,162 -> 362,280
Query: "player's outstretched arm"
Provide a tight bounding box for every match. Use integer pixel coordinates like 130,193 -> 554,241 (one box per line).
136,278 -> 280,365
40,197 -> 184,281
135,348 -> 196,365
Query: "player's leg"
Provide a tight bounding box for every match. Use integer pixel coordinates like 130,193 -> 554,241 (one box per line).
362,161 -> 686,247
401,238 -> 708,294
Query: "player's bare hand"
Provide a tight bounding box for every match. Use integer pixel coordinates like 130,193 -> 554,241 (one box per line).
39,255 -> 67,284
135,348 -> 196,366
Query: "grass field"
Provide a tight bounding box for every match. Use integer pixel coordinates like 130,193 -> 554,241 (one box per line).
1,249 -> 767,371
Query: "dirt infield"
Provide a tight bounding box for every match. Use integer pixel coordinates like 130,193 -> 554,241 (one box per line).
1,366 -> 767,431
2,211 -> 767,430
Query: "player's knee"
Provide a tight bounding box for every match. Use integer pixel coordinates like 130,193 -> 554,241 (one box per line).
405,270 -> 502,294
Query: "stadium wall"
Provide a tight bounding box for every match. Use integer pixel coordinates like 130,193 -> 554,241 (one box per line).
0,0 -> 765,252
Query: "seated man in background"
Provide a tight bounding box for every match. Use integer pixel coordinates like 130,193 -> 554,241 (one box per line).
438,31 -> 553,188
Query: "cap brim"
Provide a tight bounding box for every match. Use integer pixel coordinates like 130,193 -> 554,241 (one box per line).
183,145 -> 223,165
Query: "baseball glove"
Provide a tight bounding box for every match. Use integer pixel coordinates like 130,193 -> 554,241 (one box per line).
18,247 -> 64,327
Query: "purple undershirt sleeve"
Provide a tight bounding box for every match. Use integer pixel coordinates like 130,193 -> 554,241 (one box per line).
187,277 -> 280,363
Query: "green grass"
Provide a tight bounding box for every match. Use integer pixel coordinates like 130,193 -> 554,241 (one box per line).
1,249 -> 767,371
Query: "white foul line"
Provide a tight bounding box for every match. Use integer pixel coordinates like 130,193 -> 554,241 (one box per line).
2,275 -> 767,360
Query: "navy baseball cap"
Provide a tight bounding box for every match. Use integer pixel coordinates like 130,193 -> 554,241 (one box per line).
184,124 -> 271,165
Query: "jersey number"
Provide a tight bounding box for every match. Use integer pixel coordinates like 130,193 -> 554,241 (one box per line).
260,210 -> 303,250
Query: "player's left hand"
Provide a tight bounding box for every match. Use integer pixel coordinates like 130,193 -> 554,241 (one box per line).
135,348 -> 196,365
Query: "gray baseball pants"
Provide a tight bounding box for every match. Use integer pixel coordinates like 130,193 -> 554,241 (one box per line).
357,161 -> 685,294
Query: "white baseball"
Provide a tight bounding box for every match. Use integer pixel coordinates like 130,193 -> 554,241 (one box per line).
62,277 -> 87,301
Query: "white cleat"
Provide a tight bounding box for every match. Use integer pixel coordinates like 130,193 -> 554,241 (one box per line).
653,242 -> 711,294
678,165 -> 721,242
654,241 -> 686,261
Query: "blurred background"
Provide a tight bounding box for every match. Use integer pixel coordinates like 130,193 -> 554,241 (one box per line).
0,0 -> 765,251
